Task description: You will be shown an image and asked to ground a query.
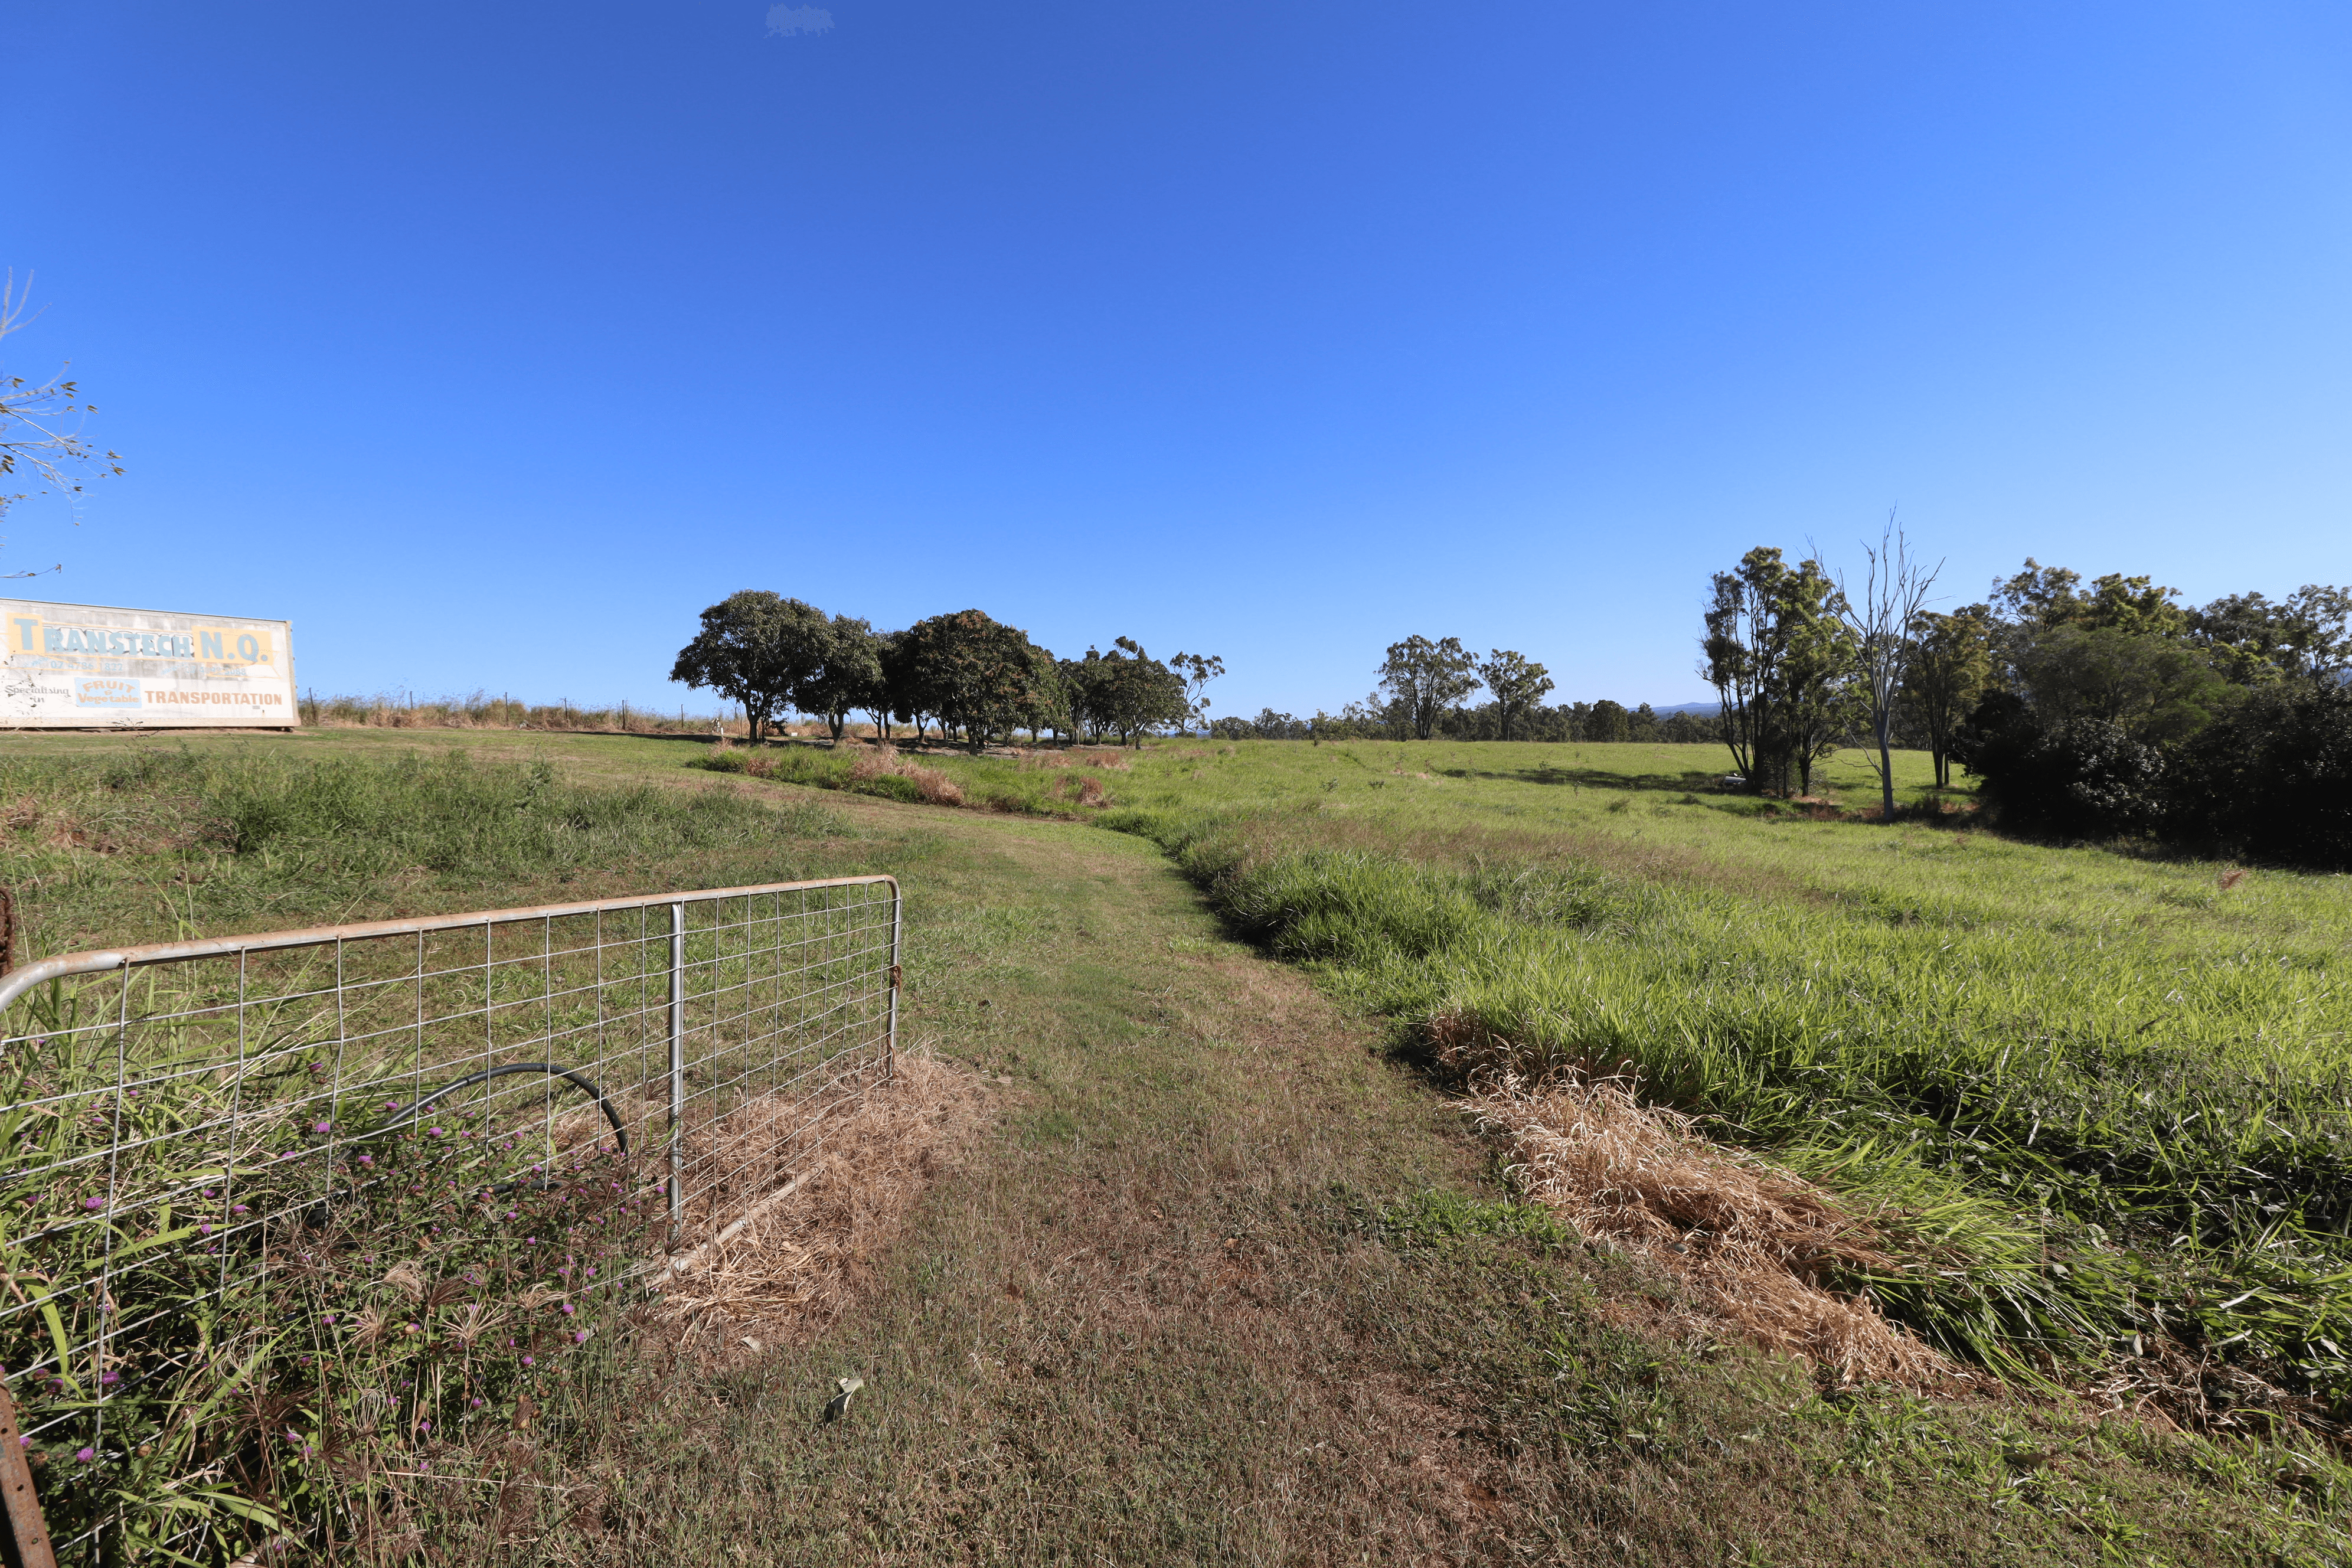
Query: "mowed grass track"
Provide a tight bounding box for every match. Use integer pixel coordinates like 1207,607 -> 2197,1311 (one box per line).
0,730 -> 2342,1564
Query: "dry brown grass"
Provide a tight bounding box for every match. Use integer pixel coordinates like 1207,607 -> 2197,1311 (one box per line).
1436,1014 -> 1958,1388
648,1053 -> 994,1351
847,745 -> 967,806
1043,774 -> 1110,808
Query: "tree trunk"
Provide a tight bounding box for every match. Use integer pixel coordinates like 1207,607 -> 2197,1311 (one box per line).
1877,715 -> 1896,820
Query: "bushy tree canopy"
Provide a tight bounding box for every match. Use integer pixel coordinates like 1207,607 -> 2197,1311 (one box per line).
1476,649 -> 1553,741
1701,547 -> 1857,795
1378,636 -> 1479,740
894,609 -> 1057,752
1079,637 -> 1188,747
669,591 -> 834,744
1948,556 -> 2352,867
796,615 -> 887,742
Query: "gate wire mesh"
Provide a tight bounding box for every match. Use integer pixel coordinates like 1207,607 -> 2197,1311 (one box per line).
0,874 -> 900,1564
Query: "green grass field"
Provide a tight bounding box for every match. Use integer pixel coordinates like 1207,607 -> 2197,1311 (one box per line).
0,728 -> 2345,1564
1081,739 -> 2352,1407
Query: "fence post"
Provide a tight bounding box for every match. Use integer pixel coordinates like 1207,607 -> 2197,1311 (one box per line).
886,880 -> 902,1083
667,900 -> 685,1240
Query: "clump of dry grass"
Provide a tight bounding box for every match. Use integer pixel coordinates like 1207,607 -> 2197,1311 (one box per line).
847,744 -> 966,806
649,1054 -> 994,1350
1022,748 -> 1129,775
1446,1037 -> 1959,1386
1047,774 -> 1111,808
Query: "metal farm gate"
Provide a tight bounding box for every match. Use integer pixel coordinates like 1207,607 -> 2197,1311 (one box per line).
0,875 -> 901,1564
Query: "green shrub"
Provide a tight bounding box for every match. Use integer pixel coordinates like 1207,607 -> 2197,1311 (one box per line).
846,773 -> 923,804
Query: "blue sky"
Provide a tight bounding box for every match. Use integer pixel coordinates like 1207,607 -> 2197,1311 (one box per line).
4,2 -> 2348,720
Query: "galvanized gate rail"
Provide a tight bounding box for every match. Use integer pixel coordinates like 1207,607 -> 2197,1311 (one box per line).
0,874 -> 901,1564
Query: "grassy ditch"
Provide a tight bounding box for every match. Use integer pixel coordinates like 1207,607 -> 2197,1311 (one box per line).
685,739 -> 1134,816
1090,739 -> 2352,1432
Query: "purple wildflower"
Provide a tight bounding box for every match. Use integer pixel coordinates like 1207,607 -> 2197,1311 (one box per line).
74,1448 -> 93,1464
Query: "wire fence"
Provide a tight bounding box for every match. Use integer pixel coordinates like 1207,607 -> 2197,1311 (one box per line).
0,874 -> 900,1565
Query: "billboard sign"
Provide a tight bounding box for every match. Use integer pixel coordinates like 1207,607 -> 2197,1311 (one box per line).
0,599 -> 298,729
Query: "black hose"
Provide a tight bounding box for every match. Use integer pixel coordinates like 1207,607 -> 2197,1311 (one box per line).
401,1061 -> 631,1157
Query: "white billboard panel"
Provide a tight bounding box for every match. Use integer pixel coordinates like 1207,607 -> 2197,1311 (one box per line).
0,599 -> 298,729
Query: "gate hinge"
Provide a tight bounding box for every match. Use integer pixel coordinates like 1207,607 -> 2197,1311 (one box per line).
888,964 -> 903,989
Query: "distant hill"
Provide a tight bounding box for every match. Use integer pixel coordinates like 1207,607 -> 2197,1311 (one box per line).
1648,701 -> 1717,716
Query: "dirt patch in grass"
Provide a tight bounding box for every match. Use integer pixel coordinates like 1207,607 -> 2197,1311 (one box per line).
649,1053 -> 996,1354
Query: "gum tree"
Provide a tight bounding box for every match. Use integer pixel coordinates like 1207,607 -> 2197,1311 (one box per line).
1,272 -> 123,573
1905,603 -> 1994,788
1477,649 -> 1554,741
1702,547 -> 1856,795
1377,635 -> 1479,740
1170,651 -> 1225,736
1832,518 -> 1942,819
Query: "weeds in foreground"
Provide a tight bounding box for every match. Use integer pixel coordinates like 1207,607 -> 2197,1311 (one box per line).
0,987 -> 661,1562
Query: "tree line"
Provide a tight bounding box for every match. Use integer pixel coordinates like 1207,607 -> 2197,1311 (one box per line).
1207,635 -> 1720,744
1213,696 -> 1719,745
669,592 -> 1222,750
1700,533 -> 2352,869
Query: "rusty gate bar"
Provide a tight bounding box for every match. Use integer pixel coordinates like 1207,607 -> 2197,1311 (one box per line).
0,872 -> 902,1567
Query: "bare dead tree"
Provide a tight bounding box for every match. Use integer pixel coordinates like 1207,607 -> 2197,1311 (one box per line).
1834,514 -> 1942,821
0,271 -> 123,576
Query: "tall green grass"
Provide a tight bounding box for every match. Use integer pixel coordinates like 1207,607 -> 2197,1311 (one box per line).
0,746 -> 848,956
1093,739 -> 2352,1420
